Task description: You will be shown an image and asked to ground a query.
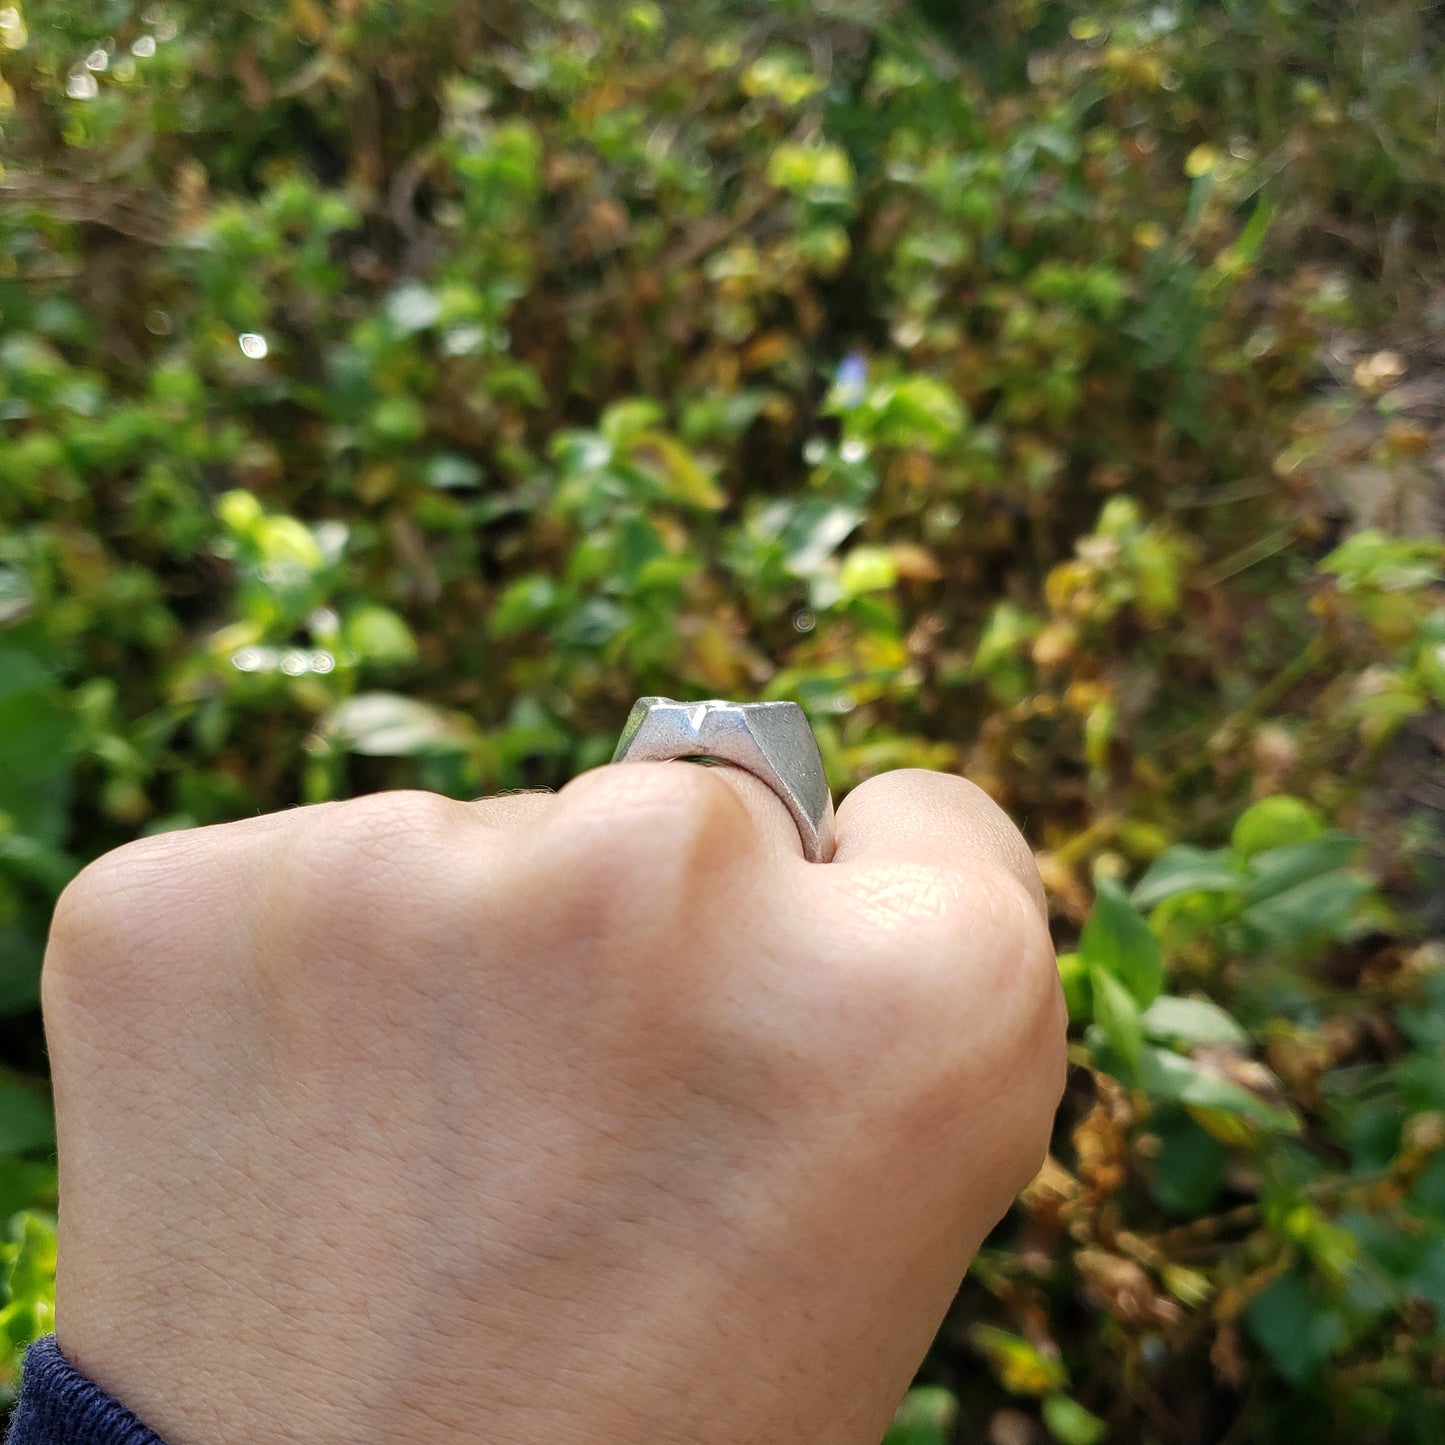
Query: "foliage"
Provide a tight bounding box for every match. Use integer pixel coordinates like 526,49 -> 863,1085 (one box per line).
0,1211 -> 55,1400
2,0 -> 1443,1437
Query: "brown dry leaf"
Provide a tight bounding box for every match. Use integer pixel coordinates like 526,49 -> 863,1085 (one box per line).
1211,1323 -> 1247,1390
1020,1154 -> 1082,1224
1352,349 -> 1407,393
1032,620 -> 1078,669
890,542 -> 943,581
1076,1248 -> 1182,1327
1265,1024 -> 1337,1107
988,1408 -> 1042,1445
741,331 -> 795,372
1194,1046 -> 1291,1110
1072,1096 -> 1130,1198
1034,851 -> 1090,920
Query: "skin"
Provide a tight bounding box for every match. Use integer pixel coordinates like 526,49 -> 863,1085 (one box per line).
41,763 -> 1068,1445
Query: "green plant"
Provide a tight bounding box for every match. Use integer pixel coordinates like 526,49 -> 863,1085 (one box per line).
1,0 -> 1441,1436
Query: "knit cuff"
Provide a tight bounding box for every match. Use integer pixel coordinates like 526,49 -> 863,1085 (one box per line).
5,1337 -> 169,1445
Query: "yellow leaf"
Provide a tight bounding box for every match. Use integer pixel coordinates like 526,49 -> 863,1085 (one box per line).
0,5 -> 26,49
631,431 -> 724,509
289,0 -> 328,44
1185,144 -> 1221,178
967,1325 -> 1068,1398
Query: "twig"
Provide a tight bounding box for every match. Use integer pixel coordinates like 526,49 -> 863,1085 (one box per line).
0,176 -> 172,247
1199,524 -> 1301,585
568,184 -> 778,318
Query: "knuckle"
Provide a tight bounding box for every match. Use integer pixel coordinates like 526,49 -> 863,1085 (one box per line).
546,762 -> 748,888
43,830 -> 213,1016
948,860 -> 1060,1046
805,860 -> 1063,1127
862,770 -> 1047,917
271,792 -> 470,970
928,865 -> 1067,1164
293,790 -> 460,882
991,1013 -> 1070,1201
517,763 -> 755,964
49,833 -> 193,954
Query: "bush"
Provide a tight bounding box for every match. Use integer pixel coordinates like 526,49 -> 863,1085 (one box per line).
1,0 -> 1441,1438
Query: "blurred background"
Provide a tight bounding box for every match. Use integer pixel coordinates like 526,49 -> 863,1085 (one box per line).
1,0 -> 1442,1439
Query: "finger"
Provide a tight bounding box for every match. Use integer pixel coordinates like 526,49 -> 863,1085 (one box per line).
688,760 -> 810,863
534,759 -> 807,865
464,765 -> 808,863
463,788 -> 559,830
830,769 -> 1047,922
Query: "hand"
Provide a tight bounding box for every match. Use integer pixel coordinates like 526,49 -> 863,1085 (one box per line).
42,763 -> 1066,1445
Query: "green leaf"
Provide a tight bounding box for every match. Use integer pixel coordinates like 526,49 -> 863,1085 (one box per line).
1149,1110 -> 1227,1215
555,597 -> 629,649
0,1081 -> 54,1156
0,646 -> 74,843
1244,1267 -> 1347,1384
883,1386 -> 958,1445
1320,529 -> 1445,592
1131,843 -> 1243,909
1090,963 -> 1143,1081
216,489 -> 263,534
342,605 -> 419,664
384,280 -> 442,336
871,376 -> 967,451
1231,795 -> 1325,856
973,601 -> 1042,672
2,1212 -> 56,1306
1231,197 -> 1276,266
255,514 -> 327,571
1056,951 -> 1089,1023
1077,875 -> 1163,1006
1213,831 -> 1371,948
743,52 -> 826,107
600,399 -> 665,449
1139,1046 -> 1300,1135
322,694 -> 472,757
489,575 -> 560,638
0,1160 -> 55,1227
424,453 -> 484,490
0,1210 -> 57,1359
0,834 -> 78,897
776,500 -> 864,576
1238,870 -> 1372,949
0,567 -> 33,629
766,142 -> 855,204
629,431 -> 724,509
837,546 -> 898,599
0,931 -> 43,1020
369,396 -> 427,447
498,695 -> 573,770
1142,994 -> 1250,1049
1042,1394 -> 1107,1445
1243,834 -> 1361,902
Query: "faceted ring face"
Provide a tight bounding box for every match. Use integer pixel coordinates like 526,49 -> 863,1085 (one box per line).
610,697 -> 837,863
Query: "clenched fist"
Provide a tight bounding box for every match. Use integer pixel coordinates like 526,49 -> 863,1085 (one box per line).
41,763 -> 1066,1445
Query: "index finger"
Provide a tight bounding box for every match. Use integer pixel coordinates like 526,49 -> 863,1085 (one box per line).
829,769 -> 1048,922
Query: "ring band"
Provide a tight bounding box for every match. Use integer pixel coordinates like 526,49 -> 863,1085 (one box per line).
611,697 -> 837,863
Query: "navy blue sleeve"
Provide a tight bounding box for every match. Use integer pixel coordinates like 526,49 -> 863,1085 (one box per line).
5,1337 -> 169,1445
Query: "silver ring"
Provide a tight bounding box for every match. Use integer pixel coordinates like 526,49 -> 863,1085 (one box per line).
611,697 -> 836,863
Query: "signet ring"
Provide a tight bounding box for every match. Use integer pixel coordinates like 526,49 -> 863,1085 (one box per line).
610,697 -> 837,863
